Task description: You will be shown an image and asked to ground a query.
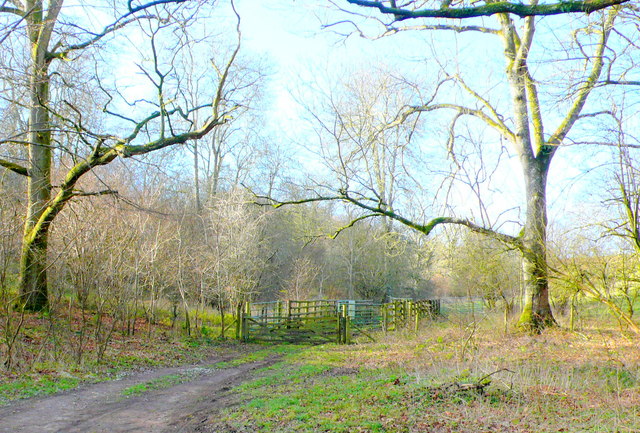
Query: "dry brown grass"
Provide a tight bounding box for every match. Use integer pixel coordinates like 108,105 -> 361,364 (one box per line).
263,314 -> 640,432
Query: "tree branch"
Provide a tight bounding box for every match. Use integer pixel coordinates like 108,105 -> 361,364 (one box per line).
345,0 -> 628,20
0,158 -> 29,176
328,214 -> 379,239
48,0 -> 190,60
341,192 -> 520,246
453,75 -> 515,140
547,9 -> 618,154
48,15 -> 153,60
409,102 -> 515,141
382,23 -> 500,37
598,79 -> 640,86
70,189 -> 118,198
0,5 -> 23,16
114,114 -> 229,158
253,189 -> 522,247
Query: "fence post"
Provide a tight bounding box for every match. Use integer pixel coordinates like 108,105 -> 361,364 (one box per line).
341,304 -> 351,344
389,302 -> 395,331
337,306 -> 343,344
235,302 -> 243,340
338,304 -> 346,344
382,304 -> 388,333
243,301 -> 251,341
414,304 -> 420,333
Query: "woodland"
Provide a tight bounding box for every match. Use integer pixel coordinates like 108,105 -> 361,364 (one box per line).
1,1 -> 640,429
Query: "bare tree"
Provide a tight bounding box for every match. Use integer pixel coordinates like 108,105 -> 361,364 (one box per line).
551,234 -> 640,333
294,66 -> 427,232
0,0 -> 244,310
606,111 -> 640,253
264,2 -> 630,331
0,175 -> 24,369
174,33 -> 265,211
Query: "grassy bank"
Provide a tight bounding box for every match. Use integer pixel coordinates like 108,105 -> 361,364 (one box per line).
0,304 -> 244,405
212,319 -> 640,433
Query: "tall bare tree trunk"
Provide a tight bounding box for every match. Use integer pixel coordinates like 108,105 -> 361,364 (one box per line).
19,0 -> 58,310
193,141 -> 202,213
498,14 -> 557,331
519,157 -> 554,330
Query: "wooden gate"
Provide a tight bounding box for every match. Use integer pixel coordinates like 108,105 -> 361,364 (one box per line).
236,298 -> 441,344
239,300 -> 343,344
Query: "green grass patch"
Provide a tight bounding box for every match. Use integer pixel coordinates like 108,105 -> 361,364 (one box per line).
121,367 -> 211,397
224,363 -> 427,432
210,344 -> 304,369
0,375 -> 84,405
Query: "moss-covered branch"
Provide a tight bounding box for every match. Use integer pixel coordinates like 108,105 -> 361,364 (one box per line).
0,5 -> 25,15
409,103 -> 515,142
546,9 -> 618,158
346,0 -> 628,20
0,158 -> 29,176
254,189 -> 522,248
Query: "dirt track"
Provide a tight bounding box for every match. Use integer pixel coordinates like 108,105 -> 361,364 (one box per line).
0,353 -> 274,433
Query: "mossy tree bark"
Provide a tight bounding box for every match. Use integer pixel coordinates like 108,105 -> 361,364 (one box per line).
518,156 -> 554,330
19,0 -> 60,310
344,0 -> 628,19
497,14 -> 557,330
502,9 -> 617,330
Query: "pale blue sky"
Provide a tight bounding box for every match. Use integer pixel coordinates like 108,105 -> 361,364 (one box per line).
233,3 -> 523,226
231,3 -> 627,239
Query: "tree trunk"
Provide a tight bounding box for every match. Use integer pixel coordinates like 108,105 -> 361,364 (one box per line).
20,24 -> 53,310
498,14 -> 556,331
517,157 -> 555,331
19,231 -> 49,311
193,141 -> 202,212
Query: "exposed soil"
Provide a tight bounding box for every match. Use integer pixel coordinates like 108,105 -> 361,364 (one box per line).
0,351 -> 277,433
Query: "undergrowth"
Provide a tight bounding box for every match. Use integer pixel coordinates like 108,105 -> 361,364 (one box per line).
0,302 -> 247,404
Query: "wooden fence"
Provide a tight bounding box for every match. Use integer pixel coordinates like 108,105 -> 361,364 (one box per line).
235,299 -> 440,344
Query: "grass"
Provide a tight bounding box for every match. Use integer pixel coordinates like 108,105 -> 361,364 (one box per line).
3,300 -> 640,432
121,368 -> 209,396
210,316 -> 640,433
209,344 -> 304,369
0,375 -> 83,405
